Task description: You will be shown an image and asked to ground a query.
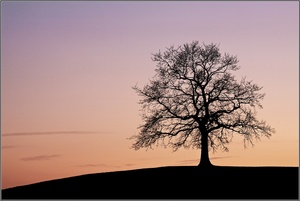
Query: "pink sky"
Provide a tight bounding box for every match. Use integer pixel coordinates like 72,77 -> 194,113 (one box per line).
2,1 -> 299,189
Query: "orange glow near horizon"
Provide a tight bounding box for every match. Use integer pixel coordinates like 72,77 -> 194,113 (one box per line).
2,1 -> 298,189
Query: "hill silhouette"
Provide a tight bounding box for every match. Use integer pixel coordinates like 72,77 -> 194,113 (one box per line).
2,166 -> 298,199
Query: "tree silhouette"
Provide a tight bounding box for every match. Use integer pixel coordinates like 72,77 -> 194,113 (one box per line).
131,41 -> 275,168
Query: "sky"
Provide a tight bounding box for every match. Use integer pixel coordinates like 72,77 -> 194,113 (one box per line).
1,1 -> 299,189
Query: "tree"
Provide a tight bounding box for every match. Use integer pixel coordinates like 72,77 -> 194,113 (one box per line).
130,41 -> 275,168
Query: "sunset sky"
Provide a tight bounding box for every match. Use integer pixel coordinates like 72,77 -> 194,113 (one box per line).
1,1 -> 299,189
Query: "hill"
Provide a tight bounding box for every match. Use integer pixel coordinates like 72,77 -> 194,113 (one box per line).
2,166 -> 298,199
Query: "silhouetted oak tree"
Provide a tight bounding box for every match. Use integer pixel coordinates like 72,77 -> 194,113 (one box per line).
131,41 -> 274,168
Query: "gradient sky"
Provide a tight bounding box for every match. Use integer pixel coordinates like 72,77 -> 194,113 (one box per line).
1,1 -> 299,189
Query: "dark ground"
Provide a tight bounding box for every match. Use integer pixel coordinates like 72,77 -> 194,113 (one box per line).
2,166 -> 298,199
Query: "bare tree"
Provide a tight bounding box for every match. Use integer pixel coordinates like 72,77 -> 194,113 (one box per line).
130,41 -> 274,168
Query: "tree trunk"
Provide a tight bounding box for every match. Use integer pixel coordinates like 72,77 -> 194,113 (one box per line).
198,130 -> 212,168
